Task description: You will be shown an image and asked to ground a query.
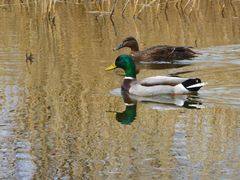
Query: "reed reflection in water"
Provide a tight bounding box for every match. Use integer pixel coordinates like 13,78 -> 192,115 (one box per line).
0,1 -> 240,179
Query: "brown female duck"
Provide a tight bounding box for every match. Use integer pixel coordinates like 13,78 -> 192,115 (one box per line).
113,36 -> 198,62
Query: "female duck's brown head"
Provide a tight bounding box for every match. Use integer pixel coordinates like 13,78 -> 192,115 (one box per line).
113,36 -> 139,52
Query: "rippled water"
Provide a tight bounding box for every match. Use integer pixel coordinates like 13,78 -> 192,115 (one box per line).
0,1 -> 240,179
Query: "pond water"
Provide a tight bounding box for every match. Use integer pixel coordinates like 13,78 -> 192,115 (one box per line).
0,1 -> 240,179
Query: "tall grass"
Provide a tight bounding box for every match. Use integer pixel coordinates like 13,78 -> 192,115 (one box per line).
0,0 -> 238,18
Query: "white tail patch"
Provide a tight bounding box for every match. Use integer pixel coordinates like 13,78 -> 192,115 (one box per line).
188,104 -> 205,109
187,82 -> 208,89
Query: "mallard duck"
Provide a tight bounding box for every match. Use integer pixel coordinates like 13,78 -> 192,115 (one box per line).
106,55 -> 206,96
113,36 -> 198,61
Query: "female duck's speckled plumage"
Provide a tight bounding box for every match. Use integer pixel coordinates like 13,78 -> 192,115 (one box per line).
106,55 -> 206,96
113,36 -> 198,62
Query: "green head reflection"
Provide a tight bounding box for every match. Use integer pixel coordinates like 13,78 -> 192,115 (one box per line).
116,104 -> 137,125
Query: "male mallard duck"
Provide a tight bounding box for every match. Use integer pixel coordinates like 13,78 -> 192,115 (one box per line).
106,55 -> 206,96
113,36 -> 198,61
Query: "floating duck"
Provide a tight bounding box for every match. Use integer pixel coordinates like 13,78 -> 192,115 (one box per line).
113,36 -> 198,61
106,54 -> 206,96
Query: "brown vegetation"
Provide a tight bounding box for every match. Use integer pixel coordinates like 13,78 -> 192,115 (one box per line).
0,0 -> 238,19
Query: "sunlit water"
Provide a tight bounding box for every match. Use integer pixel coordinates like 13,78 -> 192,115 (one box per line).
0,2 -> 240,179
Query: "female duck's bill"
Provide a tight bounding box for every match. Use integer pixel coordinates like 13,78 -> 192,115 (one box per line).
106,54 -> 206,96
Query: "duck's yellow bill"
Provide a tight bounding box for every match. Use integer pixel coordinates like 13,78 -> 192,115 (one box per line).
105,64 -> 117,71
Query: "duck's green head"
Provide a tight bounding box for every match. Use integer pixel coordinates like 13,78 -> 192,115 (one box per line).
105,54 -> 136,78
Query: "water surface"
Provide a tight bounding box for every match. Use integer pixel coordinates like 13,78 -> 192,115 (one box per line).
0,2 -> 240,179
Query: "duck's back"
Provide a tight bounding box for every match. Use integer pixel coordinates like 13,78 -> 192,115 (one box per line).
140,76 -> 188,86
132,45 -> 197,62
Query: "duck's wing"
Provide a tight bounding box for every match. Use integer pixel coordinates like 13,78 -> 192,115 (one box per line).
140,45 -> 197,61
140,76 -> 188,86
144,45 -> 195,52
130,77 -> 206,96
129,83 -> 175,96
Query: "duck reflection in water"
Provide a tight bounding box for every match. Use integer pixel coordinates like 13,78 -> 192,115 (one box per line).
112,90 -> 204,125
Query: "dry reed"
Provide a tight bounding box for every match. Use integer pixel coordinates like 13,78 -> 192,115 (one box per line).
0,0 -> 238,19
